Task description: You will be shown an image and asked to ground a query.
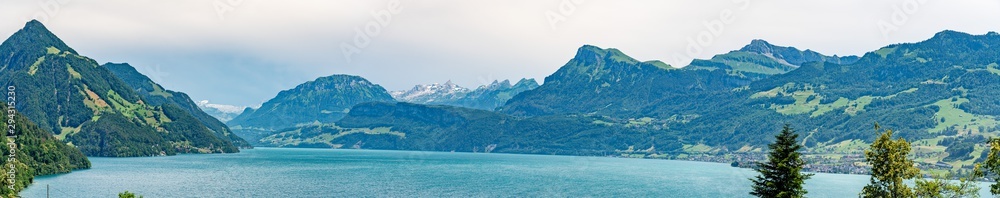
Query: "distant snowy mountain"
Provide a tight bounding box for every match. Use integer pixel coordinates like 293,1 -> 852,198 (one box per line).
390,80 -> 469,103
196,100 -> 246,122
391,79 -> 540,110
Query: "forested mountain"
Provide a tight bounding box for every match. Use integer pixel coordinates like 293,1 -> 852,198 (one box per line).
259,102 -> 676,154
277,31 -> 1000,169
258,41 -> 847,150
684,39 -> 859,77
498,45 -> 751,117
0,20 -> 240,156
669,30 -> 1000,154
104,62 -> 251,148
391,78 -> 539,110
574,30 -> 1000,167
227,74 -> 395,143
0,103 -> 90,195
497,41 -> 853,117
250,41 -> 864,150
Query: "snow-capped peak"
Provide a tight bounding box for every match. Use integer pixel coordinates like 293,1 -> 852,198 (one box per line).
196,100 -> 246,114
390,80 -> 471,102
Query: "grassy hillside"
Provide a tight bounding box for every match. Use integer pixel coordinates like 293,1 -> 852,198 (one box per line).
0,20 -> 240,156
262,102 -> 683,155
104,62 -> 251,149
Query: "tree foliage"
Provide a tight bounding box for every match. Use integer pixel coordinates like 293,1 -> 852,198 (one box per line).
0,103 -> 90,195
118,191 -> 143,198
750,125 -> 812,198
859,123 -> 982,198
861,124 -> 919,198
913,175 -> 981,198
977,138 -> 1000,195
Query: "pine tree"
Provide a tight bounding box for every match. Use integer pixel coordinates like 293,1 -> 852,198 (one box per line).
861,124 -> 919,198
750,124 -> 813,198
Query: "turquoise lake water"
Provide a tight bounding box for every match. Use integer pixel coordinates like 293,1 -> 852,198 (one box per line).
18,148 -> 994,197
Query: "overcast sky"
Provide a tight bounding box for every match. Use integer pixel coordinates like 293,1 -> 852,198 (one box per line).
1,0 -> 998,107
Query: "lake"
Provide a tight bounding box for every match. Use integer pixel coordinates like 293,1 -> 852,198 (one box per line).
18,148 -> 993,197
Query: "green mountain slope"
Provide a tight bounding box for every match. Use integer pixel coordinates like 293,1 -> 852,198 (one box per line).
685,39 -> 859,77
0,103 -> 89,195
0,20 -> 239,156
498,45 -> 751,117
227,74 -> 395,143
104,62 -> 251,148
259,102 -> 680,155
634,30 -> 1000,168
319,30 -> 1000,170
679,30 -> 1000,150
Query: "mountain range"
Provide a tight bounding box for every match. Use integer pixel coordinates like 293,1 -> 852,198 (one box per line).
499,39 -> 854,117
9,19 -> 993,177
249,39 -> 862,149
230,75 -> 542,146
195,100 -> 245,122
226,74 -> 396,143
390,79 -> 539,110
253,30 -> 1000,171
104,62 -> 251,148
0,20 -> 244,157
